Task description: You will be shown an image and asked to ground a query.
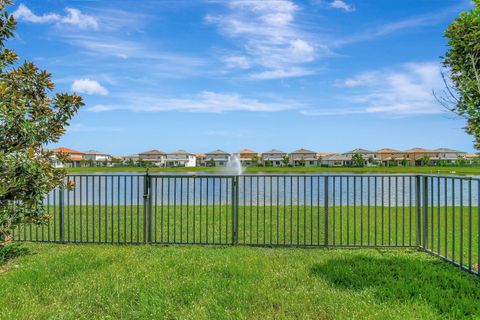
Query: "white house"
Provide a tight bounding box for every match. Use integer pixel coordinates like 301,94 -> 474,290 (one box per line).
262,149 -> 288,166
205,149 -> 230,167
290,149 -> 317,166
239,149 -> 258,166
320,153 -> 352,167
138,149 -> 166,167
83,150 -> 112,166
434,148 -> 467,163
165,150 -> 196,167
343,148 -> 378,166
51,147 -> 85,168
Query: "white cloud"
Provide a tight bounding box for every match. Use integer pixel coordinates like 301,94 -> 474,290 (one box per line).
330,62 -> 445,115
86,91 -> 299,113
206,0 -> 318,79
13,4 -> 98,29
71,79 -> 108,95
61,8 -> 98,29
330,0 -> 355,12
13,4 -> 60,23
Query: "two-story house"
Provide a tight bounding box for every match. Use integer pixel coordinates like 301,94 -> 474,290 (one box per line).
205,149 -> 230,167
239,149 -> 258,166
377,148 -> 409,166
434,148 -> 467,163
165,150 -> 196,167
343,148 -> 378,166
83,150 -> 112,167
290,149 -> 317,166
261,149 -> 288,167
320,153 -> 351,167
406,148 -> 437,166
51,147 -> 85,168
138,149 -> 166,167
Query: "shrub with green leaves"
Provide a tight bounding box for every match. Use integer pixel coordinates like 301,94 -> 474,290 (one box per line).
0,0 -> 83,245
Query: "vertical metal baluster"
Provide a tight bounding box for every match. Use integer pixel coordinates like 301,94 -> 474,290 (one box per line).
174,177 -> 177,243
388,176 -> 391,245
332,176 -> 336,246
318,176 -> 321,245
154,178 -> 157,243
193,177 -> 196,243
460,179 -> 464,268
79,177 -> 82,242
257,176 -> 259,244
403,176 -> 406,246
354,176 -> 356,245
395,176 -> 398,246
437,178 -> 440,254
452,179 -> 456,263
250,177 -> 252,244
111,176 -> 114,244
243,176 -> 246,243
304,176 -> 307,245
367,176 -> 370,246
381,176 -> 384,245
297,176 -> 300,245
444,178 -> 448,258
180,177 -> 184,243
91,176 -> 95,242
219,177 -> 222,244
117,176 -> 120,243
264,176 -> 267,244
211,178 -> 214,243
67,176 -> 71,242
99,176 -> 103,243
409,176 -> 412,246
341,176 -> 344,245
430,177 -> 434,251
360,176 -> 363,245
468,178 -> 472,272
186,177 -> 190,243
324,176 -> 329,246
290,176 -> 293,245
347,176 -> 350,245
199,178 -> 203,243
167,177 -> 171,243
206,177 -> 209,244
278,176 -> 280,245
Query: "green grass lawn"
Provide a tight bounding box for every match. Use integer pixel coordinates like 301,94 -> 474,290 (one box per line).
65,165 -> 480,175
15,205 -> 479,272
0,243 -> 479,319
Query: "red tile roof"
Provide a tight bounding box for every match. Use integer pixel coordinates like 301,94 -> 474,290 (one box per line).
51,147 -> 84,155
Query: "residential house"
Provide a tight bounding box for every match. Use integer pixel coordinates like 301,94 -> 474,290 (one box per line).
138,149 -> 166,167
239,149 -> 258,166
123,154 -> 140,165
344,148 -> 378,166
466,153 -> 479,164
205,149 -> 230,167
261,149 -> 288,167
320,153 -> 351,167
406,148 -> 437,165
195,153 -> 206,167
83,150 -> 112,167
165,150 -> 196,167
290,149 -> 317,166
377,148 -> 409,166
51,147 -> 85,168
433,148 -> 467,163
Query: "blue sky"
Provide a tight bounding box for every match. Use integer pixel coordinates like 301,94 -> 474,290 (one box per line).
9,0 -> 476,155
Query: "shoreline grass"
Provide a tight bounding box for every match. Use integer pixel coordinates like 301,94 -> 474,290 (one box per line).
0,243 -> 479,319
65,166 -> 480,175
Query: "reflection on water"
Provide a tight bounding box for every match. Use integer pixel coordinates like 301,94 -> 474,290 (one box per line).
43,173 -> 480,207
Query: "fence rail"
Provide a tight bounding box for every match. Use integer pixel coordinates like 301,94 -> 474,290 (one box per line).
13,174 -> 480,276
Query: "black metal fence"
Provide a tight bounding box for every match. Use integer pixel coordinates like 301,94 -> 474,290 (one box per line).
13,174 -> 480,275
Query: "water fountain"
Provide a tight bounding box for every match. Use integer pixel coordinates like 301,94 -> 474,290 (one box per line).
225,153 -> 243,175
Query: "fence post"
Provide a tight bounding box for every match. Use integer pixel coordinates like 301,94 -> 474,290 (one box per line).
422,176 -> 429,250
231,176 -> 239,245
324,176 -> 329,246
143,171 -> 151,244
415,175 -> 421,248
59,184 -> 65,243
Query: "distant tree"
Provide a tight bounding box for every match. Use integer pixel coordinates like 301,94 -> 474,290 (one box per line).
400,156 -> 409,167
367,156 -> 374,164
85,159 -> 95,167
282,155 -> 290,167
264,160 -> 273,167
298,158 -> 306,167
440,1 -> 480,149
418,157 -> 431,166
125,158 -> 135,167
251,155 -> 259,166
0,0 -> 83,246
351,154 -> 365,167
208,158 -> 215,167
